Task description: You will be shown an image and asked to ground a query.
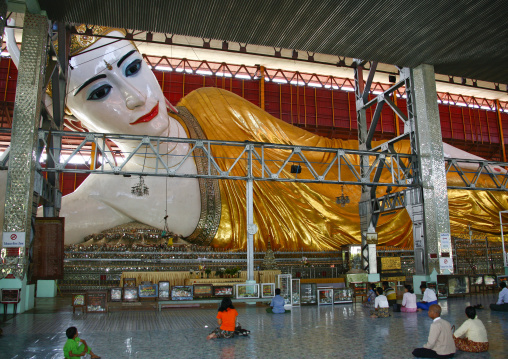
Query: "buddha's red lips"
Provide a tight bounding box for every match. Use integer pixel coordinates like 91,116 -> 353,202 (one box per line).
130,102 -> 159,125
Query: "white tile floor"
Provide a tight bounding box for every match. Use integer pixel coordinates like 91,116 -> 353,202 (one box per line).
1,293 -> 507,358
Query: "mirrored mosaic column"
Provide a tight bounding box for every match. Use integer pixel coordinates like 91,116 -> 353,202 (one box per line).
411,64 -> 451,275
3,13 -> 48,278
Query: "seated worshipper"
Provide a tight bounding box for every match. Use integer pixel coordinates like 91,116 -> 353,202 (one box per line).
401,285 -> 418,312
363,283 -> 377,307
267,288 -> 289,313
412,304 -> 456,358
207,297 -> 239,339
63,327 -> 101,359
453,306 -> 489,353
489,281 -> 508,312
370,287 -> 390,318
417,284 -> 438,311
383,281 -> 397,306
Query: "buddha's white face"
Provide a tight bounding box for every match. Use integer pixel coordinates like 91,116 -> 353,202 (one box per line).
66,32 -> 169,136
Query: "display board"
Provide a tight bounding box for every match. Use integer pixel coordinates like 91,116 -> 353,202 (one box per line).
139,284 -> 158,298
236,284 -> 259,299
484,275 -> 497,287
261,283 -> 275,298
378,257 -> 405,281
292,279 -> 301,306
72,293 -> 85,306
158,281 -> 170,300
32,217 -> 65,280
1,289 -> 20,303
171,286 -> 193,300
123,287 -> 139,302
213,286 -> 234,297
193,284 -> 213,298
110,288 -> 122,302
317,288 -> 333,305
300,283 -> 317,305
277,274 -> 292,306
86,291 -> 107,312
497,275 -> 508,284
123,278 -> 137,287
333,288 -> 353,304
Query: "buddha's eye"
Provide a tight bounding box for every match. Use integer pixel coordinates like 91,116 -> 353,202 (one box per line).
87,84 -> 112,100
125,59 -> 142,77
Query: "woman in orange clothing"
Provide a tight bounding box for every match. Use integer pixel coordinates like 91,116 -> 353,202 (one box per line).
207,297 -> 239,339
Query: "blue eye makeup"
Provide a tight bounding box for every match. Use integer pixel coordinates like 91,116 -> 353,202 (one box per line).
87,84 -> 112,100
125,59 -> 142,77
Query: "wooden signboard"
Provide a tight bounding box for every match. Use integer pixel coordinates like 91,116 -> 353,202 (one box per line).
86,291 -> 107,313
33,217 -> 65,281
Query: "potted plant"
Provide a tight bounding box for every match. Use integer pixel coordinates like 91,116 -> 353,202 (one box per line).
205,268 -> 212,278
224,268 -> 232,278
215,268 -> 224,278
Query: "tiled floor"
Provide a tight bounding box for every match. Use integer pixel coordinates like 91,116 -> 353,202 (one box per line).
1,293 -> 507,358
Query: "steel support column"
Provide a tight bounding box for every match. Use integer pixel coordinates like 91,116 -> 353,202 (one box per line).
2,13 -> 48,278
411,64 -> 452,275
246,145 -> 257,282
354,60 -> 378,273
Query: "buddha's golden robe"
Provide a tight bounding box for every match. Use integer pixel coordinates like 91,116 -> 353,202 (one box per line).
178,87 -> 508,251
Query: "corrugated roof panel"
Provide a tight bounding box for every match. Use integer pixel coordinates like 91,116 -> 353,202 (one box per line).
37,0 -> 508,83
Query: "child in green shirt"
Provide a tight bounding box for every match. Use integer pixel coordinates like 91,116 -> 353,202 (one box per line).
63,327 -> 101,358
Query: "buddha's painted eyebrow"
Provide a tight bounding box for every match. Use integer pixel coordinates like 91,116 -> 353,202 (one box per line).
117,50 -> 136,68
74,74 -> 107,96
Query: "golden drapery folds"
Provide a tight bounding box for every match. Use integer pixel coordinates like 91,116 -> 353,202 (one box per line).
178,87 -> 508,251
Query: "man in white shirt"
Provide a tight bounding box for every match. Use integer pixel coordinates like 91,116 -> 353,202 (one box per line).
412,304 -> 456,358
417,283 -> 438,311
490,281 -> 508,312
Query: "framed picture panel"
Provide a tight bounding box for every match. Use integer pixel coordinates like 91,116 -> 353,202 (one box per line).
171,286 -> 193,301
139,284 -> 158,299
86,291 -> 107,313
109,288 -> 122,302
158,281 -> 170,300
213,286 -> 234,297
123,287 -> 139,302
193,284 -> 213,298
236,284 -> 259,299
261,283 -> 275,298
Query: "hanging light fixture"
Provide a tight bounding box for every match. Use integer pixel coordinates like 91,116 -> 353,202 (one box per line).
336,185 -> 350,207
131,176 -> 149,197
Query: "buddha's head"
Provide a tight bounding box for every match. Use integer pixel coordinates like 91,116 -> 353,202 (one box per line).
64,26 -> 170,136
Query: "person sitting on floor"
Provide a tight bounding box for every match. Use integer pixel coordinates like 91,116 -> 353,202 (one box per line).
63,327 -> 101,359
370,287 -> 390,318
417,283 -> 438,311
412,304 -> 455,358
207,297 -> 239,340
267,288 -> 289,313
489,281 -> 508,312
453,306 -> 489,353
383,281 -> 397,306
363,283 -> 377,307
401,285 -> 417,312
